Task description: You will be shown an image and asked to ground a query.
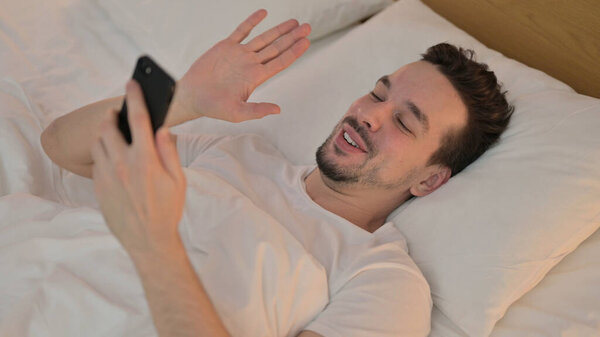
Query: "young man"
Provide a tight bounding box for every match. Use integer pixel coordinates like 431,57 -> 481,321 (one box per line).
41,9 -> 513,337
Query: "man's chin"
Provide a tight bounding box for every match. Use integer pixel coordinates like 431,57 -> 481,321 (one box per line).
315,143 -> 359,183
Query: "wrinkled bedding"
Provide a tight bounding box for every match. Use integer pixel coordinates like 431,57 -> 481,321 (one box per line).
0,88 -> 328,336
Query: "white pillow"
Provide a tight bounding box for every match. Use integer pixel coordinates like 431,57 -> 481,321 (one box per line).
489,228 -> 600,337
173,0 -> 600,336
95,0 -> 393,78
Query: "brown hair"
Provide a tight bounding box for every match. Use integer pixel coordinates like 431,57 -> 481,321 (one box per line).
421,43 -> 514,176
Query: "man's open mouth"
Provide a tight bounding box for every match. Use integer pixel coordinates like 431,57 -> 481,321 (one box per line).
343,131 -> 360,149
335,126 -> 368,154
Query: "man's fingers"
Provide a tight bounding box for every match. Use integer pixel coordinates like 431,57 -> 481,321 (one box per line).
238,102 -> 280,121
228,9 -> 268,43
264,38 -> 310,77
100,108 -> 128,163
125,80 -> 156,155
245,19 -> 299,52
256,23 -> 311,64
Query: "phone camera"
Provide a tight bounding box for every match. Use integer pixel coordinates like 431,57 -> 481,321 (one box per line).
144,66 -> 152,75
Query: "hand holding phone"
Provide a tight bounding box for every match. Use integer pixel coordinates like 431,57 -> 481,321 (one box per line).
118,55 -> 176,144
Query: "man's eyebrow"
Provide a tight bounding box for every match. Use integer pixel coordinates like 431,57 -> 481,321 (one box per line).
406,100 -> 429,134
376,75 -> 391,89
376,75 -> 430,135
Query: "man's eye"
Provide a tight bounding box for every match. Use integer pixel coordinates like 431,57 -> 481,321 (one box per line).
370,91 -> 383,102
396,116 -> 412,134
397,118 -> 408,131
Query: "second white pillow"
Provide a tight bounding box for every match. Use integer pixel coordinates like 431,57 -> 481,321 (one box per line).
95,0 -> 393,78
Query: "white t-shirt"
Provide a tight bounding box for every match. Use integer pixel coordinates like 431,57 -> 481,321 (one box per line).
175,132 -> 432,337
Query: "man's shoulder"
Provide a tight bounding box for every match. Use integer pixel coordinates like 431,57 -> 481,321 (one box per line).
177,132 -> 294,167
184,132 -> 283,155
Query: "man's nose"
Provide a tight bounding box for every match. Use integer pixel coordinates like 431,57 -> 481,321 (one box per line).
355,102 -> 389,132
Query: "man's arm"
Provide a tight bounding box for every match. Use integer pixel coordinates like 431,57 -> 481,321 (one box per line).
131,239 -> 231,337
41,95 -> 182,179
132,240 -> 323,337
108,78 -> 322,337
84,9 -> 314,337
139,251 -> 324,337
41,8 -> 310,180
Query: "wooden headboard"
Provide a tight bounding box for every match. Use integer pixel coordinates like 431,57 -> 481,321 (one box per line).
421,0 -> 600,98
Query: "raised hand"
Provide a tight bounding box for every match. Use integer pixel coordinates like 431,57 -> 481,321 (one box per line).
175,9 -> 311,123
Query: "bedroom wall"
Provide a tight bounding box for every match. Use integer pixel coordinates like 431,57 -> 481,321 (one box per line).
421,0 -> 600,98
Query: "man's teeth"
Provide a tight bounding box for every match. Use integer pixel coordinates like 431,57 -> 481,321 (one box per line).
343,131 -> 360,149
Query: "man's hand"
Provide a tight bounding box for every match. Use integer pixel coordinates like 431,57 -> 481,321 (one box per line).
176,9 -> 311,123
91,80 -> 186,258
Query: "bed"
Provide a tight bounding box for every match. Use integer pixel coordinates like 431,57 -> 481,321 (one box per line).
1,0 -> 599,336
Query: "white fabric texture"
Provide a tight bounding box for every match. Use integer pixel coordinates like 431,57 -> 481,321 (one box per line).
95,0 -> 394,78
0,195 -> 156,337
176,132 -> 433,337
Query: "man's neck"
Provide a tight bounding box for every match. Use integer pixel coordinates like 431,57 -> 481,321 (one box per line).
304,168 -> 408,233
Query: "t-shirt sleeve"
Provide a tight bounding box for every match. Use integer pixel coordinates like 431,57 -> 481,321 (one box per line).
303,266 -> 432,337
174,132 -> 230,167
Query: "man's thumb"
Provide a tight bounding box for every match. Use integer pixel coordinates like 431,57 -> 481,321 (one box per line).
242,102 -> 280,120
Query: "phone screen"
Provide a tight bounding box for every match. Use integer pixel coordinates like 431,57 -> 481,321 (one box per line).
117,55 -> 176,144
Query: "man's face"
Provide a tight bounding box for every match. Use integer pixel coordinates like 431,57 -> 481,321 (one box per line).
316,61 -> 467,194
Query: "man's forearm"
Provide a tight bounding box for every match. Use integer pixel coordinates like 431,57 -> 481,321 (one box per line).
41,85 -> 196,172
130,240 -> 231,337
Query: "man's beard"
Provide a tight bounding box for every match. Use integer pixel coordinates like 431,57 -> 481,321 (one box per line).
315,116 -> 375,184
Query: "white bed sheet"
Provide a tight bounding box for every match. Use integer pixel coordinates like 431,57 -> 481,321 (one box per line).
1,0 -> 599,336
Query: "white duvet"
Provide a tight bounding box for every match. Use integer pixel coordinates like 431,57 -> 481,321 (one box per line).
0,77 -> 153,336
0,79 -> 328,337
0,193 -> 154,336
0,193 -> 327,337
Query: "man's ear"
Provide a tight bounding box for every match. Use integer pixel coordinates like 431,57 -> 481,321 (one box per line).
409,166 -> 452,197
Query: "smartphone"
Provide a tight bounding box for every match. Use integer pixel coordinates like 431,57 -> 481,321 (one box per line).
117,55 -> 176,144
